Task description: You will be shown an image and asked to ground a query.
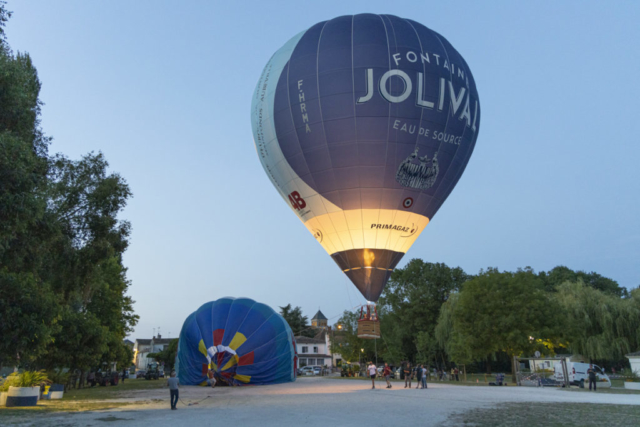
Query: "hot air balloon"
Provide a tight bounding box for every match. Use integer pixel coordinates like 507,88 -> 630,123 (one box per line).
251,14 -> 480,337
175,298 -> 297,386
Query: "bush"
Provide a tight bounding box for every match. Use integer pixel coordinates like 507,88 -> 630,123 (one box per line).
0,373 -> 18,392
14,370 -> 50,387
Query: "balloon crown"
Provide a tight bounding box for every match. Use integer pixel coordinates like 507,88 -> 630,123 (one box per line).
395,147 -> 439,190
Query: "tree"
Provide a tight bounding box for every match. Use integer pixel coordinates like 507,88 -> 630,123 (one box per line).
438,268 -> 565,381
0,2 -> 57,365
0,271 -> 60,366
0,4 -> 138,374
555,280 -> 639,360
539,266 -> 627,297
279,304 -> 315,338
378,259 -> 470,364
41,154 -> 137,377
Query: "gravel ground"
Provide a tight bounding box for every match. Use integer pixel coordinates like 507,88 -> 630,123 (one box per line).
3,377 -> 639,426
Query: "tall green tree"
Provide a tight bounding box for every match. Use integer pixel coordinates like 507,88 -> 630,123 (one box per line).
0,5 -> 137,373
555,280 -> 639,360
40,154 -> 137,379
437,268 -> 565,381
378,259 -> 470,364
0,1 -> 59,366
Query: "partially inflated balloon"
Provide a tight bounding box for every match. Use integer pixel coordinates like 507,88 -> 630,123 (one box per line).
251,14 -> 480,301
176,298 -> 297,386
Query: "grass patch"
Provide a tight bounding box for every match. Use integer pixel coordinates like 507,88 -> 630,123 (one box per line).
63,377 -> 166,400
0,378 -> 165,419
444,402 -> 640,426
0,400 -> 133,417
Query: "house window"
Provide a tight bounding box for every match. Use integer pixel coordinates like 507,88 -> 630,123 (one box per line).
313,346 -> 318,353
308,359 -> 316,366
301,346 -> 308,354
299,358 -> 307,366
316,358 -> 324,366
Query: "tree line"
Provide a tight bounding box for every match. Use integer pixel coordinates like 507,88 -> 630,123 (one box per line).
336,259 -> 639,378
0,3 -> 137,384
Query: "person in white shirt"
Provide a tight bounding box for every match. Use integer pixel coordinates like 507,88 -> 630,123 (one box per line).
421,365 -> 428,389
367,362 -> 377,389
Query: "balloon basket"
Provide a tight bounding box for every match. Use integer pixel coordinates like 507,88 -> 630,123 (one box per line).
357,320 -> 380,339
357,303 -> 380,339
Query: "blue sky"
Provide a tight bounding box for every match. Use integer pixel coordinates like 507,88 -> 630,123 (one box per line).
6,1 -> 640,339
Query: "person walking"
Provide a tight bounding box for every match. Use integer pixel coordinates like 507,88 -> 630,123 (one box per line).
404,363 -> 412,388
416,364 -> 423,389
454,367 -> 459,381
587,364 -> 597,391
383,363 -> 392,389
367,361 -> 377,389
167,371 -> 180,410
421,365 -> 428,389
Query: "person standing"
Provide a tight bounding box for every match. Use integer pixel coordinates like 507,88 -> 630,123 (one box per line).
454,367 -> 459,381
416,364 -> 423,389
206,369 -> 216,388
167,371 -> 180,410
421,365 -> 428,389
404,363 -> 412,388
587,364 -> 597,391
367,361 -> 377,389
383,363 -> 392,389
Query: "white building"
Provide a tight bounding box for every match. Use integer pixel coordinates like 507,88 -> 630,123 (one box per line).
295,335 -> 332,368
626,351 -> 640,375
133,335 -> 172,370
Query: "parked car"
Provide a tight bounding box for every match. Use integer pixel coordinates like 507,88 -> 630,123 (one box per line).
312,366 -> 322,376
136,370 -> 146,379
300,366 -> 315,376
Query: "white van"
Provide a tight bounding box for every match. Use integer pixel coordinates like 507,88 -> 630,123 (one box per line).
553,362 -> 611,388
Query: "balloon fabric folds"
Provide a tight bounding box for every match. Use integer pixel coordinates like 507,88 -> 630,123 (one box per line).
251,14 -> 480,302
176,298 -> 297,386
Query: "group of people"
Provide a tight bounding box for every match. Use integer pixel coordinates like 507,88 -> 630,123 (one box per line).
402,363 -> 429,389
432,367 -> 461,381
365,362 -> 466,390
367,362 -> 396,389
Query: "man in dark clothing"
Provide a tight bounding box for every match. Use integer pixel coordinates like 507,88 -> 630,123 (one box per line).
404,363 -> 412,388
587,364 -> 597,391
415,365 -> 423,389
